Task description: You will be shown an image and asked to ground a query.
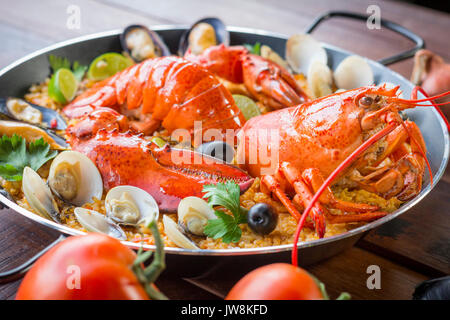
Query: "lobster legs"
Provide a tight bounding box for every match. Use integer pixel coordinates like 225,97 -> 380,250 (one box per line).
261,163 -> 385,238
354,121 -> 426,201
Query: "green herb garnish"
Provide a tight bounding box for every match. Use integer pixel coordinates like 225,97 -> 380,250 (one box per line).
202,181 -> 248,243
48,54 -> 87,81
244,42 -> 261,55
0,134 -> 57,181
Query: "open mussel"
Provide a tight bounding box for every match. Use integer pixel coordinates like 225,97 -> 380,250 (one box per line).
0,120 -> 67,149
120,25 -> 170,62
48,151 -> 103,206
74,207 -> 126,240
105,185 -> 159,227
0,97 -> 66,130
178,17 -> 229,56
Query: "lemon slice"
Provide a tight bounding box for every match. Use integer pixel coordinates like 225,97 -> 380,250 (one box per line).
87,53 -> 133,81
48,68 -> 78,104
232,94 -> 261,120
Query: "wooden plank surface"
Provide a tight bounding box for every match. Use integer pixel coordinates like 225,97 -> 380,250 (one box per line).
0,0 -> 449,300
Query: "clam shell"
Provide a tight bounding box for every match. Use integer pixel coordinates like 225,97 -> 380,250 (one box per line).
334,55 -> 374,90
48,151 -> 103,206
22,166 -> 60,222
74,207 -> 126,240
178,196 -> 216,236
307,60 -> 333,98
286,34 -> 327,75
163,215 -> 199,250
178,17 -> 229,56
105,185 -> 159,227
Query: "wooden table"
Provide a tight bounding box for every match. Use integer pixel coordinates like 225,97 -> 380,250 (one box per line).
0,0 -> 449,300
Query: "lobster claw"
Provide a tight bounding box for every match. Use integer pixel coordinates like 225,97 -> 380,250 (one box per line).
66,108 -> 253,212
148,143 -> 254,211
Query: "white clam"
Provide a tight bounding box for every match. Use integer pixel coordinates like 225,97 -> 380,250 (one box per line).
48,151 -> 103,206
105,185 -> 159,226
286,34 -> 327,75
74,207 -> 126,240
22,166 -> 60,222
334,55 -> 374,90
307,60 -> 333,98
163,215 -> 199,250
178,196 -> 216,236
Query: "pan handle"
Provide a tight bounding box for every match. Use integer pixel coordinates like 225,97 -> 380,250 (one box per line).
305,11 -> 425,65
0,234 -> 66,284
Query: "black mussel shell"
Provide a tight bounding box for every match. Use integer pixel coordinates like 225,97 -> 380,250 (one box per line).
120,25 -> 171,62
196,141 -> 235,163
0,97 -> 67,130
178,17 -> 229,56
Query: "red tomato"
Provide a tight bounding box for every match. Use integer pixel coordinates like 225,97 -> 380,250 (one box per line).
226,263 -> 323,300
16,233 -> 149,300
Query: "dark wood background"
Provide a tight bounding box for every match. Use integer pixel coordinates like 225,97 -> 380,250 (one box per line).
0,0 -> 449,300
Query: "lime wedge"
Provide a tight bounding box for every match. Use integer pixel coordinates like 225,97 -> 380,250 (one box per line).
48,68 -> 78,104
232,94 -> 261,120
87,53 -> 133,81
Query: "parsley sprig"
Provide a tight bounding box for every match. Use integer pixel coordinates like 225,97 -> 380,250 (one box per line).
48,54 -> 87,81
244,42 -> 261,55
202,181 -> 248,243
0,134 -> 57,181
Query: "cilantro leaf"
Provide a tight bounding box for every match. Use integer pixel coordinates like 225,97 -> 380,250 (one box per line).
48,55 -> 87,81
243,42 -> 261,55
0,134 -> 58,181
72,61 -> 88,82
48,55 -> 71,73
202,181 -> 248,243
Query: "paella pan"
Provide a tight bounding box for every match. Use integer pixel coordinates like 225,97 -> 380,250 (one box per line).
0,12 -> 448,275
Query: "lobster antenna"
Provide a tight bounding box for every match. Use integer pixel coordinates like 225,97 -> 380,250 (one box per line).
411,86 -> 449,131
394,90 -> 450,104
291,122 -> 397,267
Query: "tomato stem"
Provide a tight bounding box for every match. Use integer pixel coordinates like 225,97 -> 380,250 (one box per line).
132,221 -> 168,300
336,292 -> 351,300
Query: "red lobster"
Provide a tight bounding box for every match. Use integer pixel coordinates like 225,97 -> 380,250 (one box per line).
66,107 -> 253,212
185,44 -> 310,109
237,85 -> 450,241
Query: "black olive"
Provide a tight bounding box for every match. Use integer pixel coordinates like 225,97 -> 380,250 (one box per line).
196,141 -> 235,163
413,276 -> 450,300
247,203 -> 278,235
